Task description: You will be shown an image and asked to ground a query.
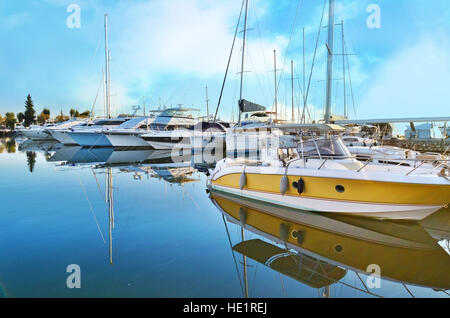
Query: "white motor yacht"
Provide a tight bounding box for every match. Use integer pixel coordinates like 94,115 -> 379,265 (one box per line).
140,108 -> 199,150
53,117 -> 130,147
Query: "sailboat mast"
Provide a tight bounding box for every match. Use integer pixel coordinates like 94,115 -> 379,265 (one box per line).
104,14 -> 111,119
238,0 -> 249,126
324,0 -> 335,124
107,167 -> 114,264
205,86 -> 210,120
341,20 -> 347,119
273,50 -> 278,122
302,27 -> 306,123
241,227 -> 249,298
291,60 -> 295,122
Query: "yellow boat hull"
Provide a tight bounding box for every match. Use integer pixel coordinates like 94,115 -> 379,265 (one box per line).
211,172 -> 450,220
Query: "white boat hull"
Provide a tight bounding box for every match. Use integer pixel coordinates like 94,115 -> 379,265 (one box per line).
49,130 -> 77,145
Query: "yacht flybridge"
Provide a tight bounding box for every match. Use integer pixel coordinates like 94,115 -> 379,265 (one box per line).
207,124 -> 450,220
140,107 -> 200,150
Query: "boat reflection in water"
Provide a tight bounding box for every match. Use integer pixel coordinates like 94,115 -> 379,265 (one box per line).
209,190 -> 450,297
45,146 -> 207,265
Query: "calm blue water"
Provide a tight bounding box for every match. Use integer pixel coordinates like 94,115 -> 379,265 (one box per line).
0,137 -> 448,298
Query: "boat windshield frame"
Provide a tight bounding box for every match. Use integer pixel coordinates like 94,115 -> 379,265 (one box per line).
297,137 -> 351,159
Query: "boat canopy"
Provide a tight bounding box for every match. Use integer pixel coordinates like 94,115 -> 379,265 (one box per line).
189,122 -> 227,132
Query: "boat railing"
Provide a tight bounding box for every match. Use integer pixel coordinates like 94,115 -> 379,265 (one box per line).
284,153 -> 449,176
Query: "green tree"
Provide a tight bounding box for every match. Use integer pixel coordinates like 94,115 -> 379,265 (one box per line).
79,110 -> 90,118
55,110 -> 69,123
24,94 -> 36,127
37,108 -> 51,124
0,115 -> 4,127
4,113 -> 17,129
70,108 -> 80,118
17,112 -> 25,123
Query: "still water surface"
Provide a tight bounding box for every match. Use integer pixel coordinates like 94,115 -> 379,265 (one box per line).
0,137 -> 449,298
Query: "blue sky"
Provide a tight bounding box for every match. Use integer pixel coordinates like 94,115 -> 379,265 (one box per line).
1,0 -> 450,122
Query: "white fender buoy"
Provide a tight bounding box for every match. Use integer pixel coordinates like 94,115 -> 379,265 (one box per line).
280,175 -> 288,195
239,171 -> 247,190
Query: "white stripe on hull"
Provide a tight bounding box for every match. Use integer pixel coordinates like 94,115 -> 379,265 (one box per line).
211,184 -> 441,220
105,134 -> 149,147
147,141 -> 191,150
49,131 -> 77,145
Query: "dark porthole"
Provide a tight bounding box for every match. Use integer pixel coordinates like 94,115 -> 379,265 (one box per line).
335,185 -> 345,193
334,244 -> 344,253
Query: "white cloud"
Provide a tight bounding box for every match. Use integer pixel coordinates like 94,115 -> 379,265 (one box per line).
100,0 -> 290,114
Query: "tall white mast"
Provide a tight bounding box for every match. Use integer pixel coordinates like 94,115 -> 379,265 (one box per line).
104,14 -> 111,119
205,86 -> 210,120
324,0 -> 335,124
273,50 -> 278,122
291,60 -> 295,122
341,20 -> 347,119
238,0 -> 249,126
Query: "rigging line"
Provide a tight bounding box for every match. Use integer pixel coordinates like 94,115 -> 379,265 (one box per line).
272,0 -> 303,113
89,69 -> 105,119
354,271 -> 371,293
214,0 -> 245,123
284,247 -> 384,297
294,69 -> 305,99
221,215 -> 245,296
344,38 -> 357,119
90,34 -> 102,67
77,173 -> 106,244
254,9 -> 272,98
294,70 -> 313,121
184,191 -> 201,211
302,0 -> 327,123
402,282 -> 416,298
91,167 -> 107,204
279,273 -> 287,297
250,260 -> 259,295
246,47 -> 269,104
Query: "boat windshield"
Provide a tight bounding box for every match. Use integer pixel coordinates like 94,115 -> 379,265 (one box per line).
297,138 -> 350,158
